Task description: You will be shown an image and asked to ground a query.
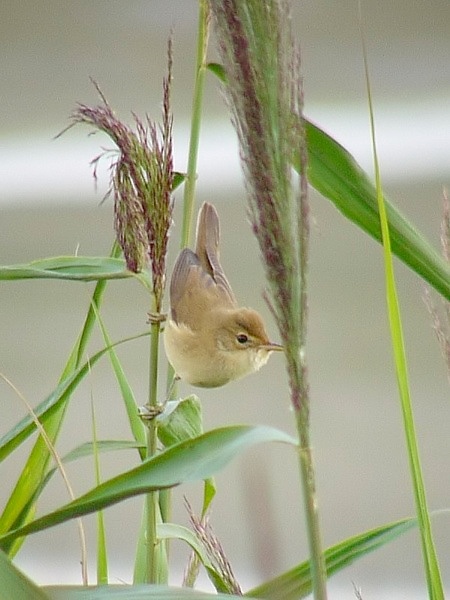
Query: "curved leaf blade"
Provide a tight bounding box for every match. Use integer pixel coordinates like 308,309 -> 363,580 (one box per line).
207,63 -> 450,299
0,256 -> 134,282
302,119 -> 450,301
0,426 -> 295,546
43,584 -> 246,599
0,244 -> 122,550
0,333 -> 149,463
246,517 -> 415,599
158,523 -> 228,591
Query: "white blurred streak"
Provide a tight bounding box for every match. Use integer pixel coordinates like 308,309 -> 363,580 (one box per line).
1,99 -> 449,207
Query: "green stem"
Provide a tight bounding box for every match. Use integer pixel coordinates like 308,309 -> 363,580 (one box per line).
297,414 -> 328,600
180,0 -> 210,249
166,0 -> 210,395
296,110 -> 327,599
146,316 -> 162,583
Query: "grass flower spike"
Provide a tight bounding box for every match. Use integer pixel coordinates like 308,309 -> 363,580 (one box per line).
68,43 -> 174,313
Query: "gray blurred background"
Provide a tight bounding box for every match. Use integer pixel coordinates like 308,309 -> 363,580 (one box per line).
1,1 -> 450,597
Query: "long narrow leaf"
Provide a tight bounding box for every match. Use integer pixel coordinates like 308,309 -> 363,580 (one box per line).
361,23 -> 444,598
88,400 -> 107,585
0,244 -> 122,553
0,256 -> 133,282
158,521 -> 239,594
59,440 -> 146,464
43,585 -> 245,600
0,333 -> 149,465
247,518 -> 415,599
301,119 -> 450,301
207,64 -> 450,301
157,523 -> 229,591
40,518 -> 418,600
92,306 -> 146,459
0,426 -> 295,546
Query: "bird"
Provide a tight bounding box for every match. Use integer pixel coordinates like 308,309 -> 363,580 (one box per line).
163,201 -> 282,387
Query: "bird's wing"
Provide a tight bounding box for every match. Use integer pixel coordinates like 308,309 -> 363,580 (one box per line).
195,202 -> 237,305
169,246 -> 236,327
169,249 -> 198,324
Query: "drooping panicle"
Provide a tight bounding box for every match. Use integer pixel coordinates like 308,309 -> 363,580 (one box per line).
66,39 -> 174,312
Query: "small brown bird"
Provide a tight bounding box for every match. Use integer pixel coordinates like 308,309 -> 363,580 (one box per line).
164,202 -> 282,387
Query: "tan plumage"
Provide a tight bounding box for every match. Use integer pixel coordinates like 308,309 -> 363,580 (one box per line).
164,202 -> 282,387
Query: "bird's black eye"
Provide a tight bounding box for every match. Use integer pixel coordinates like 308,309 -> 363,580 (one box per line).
236,333 -> 249,345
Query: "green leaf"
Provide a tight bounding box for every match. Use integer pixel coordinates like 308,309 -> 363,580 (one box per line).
158,522 -> 240,594
39,441 -> 147,503
0,256 -> 135,282
364,54 -> 444,597
0,549 -> 51,600
157,396 -> 203,448
93,306 -> 146,460
60,440 -> 146,464
172,171 -> 187,190
202,478 -> 216,515
246,517 -> 415,599
301,119 -> 450,301
43,585 -> 245,599
158,523 -> 229,591
206,62 -> 227,83
0,426 -> 295,547
0,333 -> 149,465
207,56 -> 450,303
0,244 -> 121,554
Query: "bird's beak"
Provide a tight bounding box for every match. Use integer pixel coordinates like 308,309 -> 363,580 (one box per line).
261,342 -> 284,352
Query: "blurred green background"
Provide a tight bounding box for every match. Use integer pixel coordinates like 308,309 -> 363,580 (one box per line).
1,1 -> 450,596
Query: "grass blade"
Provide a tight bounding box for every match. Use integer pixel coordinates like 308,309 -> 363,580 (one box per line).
157,523 -> 230,592
0,244 -> 122,554
206,60 -> 450,301
0,256 -> 135,282
0,333 -> 148,465
360,9 -> 444,597
92,305 -> 146,460
301,119 -> 450,301
0,426 -> 294,546
43,585 -> 246,599
246,518 -> 415,599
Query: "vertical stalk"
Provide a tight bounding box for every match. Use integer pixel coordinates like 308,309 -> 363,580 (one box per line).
297,415 -> 328,600
299,113 -> 327,599
208,0 -> 328,594
167,0 -> 210,394
180,0 -> 210,249
146,311 -> 162,583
